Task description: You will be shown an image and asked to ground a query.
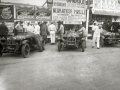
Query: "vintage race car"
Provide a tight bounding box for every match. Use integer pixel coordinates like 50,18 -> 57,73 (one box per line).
0,31 -> 44,58
57,30 -> 86,52
100,30 -> 120,47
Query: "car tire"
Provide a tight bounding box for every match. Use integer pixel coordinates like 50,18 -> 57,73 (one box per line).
58,41 -> 61,52
100,38 -> 104,47
81,41 -> 85,52
42,41 -> 45,50
0,52 -> 3,57
22,43 -> 30,58
38,41 -> 43,52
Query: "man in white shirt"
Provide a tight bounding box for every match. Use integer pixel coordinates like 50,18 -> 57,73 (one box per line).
92,23 -> 102,49
48,21 -> 56,44
34,22 -> 41,48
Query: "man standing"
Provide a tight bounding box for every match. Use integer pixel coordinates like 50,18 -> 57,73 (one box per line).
34,22 -> 41,48
40,21 -> 48,44
0,21 -> 9,40
78,24 -> 87,48
15,21 -> 24,32
58,21 -> 64,39
48,21 -> 56,44
92,23 -> 102,49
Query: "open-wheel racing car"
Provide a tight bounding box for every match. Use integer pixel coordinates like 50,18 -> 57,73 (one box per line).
57,30 -> 86,52
100,30 -> 120,47
0,30 -> 45,58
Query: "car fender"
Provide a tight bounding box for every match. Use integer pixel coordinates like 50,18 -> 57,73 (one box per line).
22,40 -> 29,45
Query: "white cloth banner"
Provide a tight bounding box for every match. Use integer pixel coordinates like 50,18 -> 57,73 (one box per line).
52,0 -> 86,24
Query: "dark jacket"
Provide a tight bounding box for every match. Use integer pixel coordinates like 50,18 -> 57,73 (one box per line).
40,23 -> 48,36
0,23 -> 8,35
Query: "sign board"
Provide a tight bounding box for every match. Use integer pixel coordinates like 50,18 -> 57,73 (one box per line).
93,0 -> 120,16
52,0 -> 86,24
53,0 -> 86,8
35,6 -> 52,21
15,5 -> 34,20
0,5 -> 14,21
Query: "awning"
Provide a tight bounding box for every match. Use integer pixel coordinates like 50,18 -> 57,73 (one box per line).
92,9 -> 120,16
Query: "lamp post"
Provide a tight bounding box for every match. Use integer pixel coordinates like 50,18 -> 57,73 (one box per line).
86,0 -> 90,40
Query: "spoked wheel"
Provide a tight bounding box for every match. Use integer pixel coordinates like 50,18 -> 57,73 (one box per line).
38,41 -> 43,52
81,41 -> 85,52
58,41 -> 61,52
42,40 -> 45,50
22,43 -> 30,58
0,52 -> 3,57
0,45 -> 3,57
100,38 -> 104,47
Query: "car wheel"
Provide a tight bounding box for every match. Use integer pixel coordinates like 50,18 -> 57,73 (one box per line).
100,38 -> 104,47
0,52 -> 3,57
22,43 -> 30,58
81,41 -> 85,52
42,43 -> 45,51
58,41 -> 61,52
38,41 -> 43,52
0,45 -> 3,57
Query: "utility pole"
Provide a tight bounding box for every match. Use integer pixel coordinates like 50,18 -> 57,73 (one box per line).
86,0 -> 90,40
42,0 -> 47,7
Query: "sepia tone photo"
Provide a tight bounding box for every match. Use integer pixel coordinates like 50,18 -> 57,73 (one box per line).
0,0 -> 120,90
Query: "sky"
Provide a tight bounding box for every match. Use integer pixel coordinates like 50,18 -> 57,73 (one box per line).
2,0 -> 47,6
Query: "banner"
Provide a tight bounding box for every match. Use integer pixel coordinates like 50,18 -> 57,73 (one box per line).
53,0 -> 86,8
35,6 -> 51,21
0,5 -> 14,21
52,0 -> 86,24
16,5 -> 34,20
93,0 -> 120,16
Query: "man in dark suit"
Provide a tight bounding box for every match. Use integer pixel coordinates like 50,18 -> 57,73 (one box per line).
0,21 -> 9,40
40,21 -> 48,44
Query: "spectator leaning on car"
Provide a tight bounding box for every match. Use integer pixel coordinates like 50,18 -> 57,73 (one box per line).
78,24 -> 87,48
58,21 -> 64,39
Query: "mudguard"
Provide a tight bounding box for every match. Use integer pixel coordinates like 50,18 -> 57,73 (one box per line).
22,40 -> 29,45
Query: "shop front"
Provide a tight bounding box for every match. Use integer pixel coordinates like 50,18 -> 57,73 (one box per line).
89,0 -> 120,32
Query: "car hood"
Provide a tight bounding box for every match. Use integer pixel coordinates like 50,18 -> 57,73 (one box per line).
7,32 -> 35,40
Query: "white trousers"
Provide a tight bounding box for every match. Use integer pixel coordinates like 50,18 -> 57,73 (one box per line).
50,31 -> 55,43
92,36 -> 100,48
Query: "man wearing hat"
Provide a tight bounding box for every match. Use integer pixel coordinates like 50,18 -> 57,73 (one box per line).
48,21 -> 56,44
